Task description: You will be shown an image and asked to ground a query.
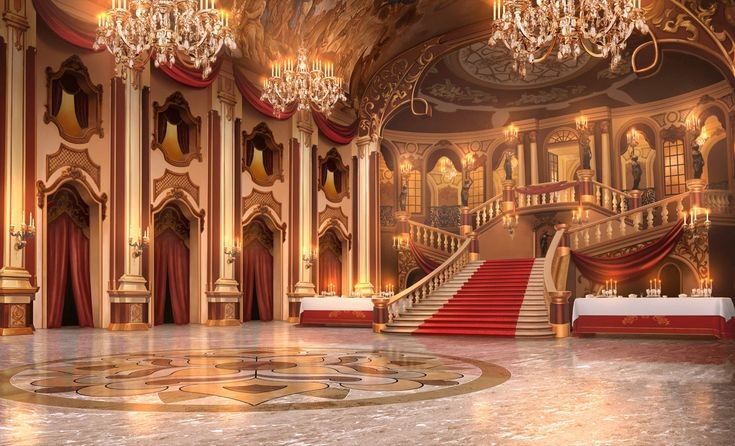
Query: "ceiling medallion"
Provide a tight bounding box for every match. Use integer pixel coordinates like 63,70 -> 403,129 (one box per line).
261,48 -> 346,116
489,0 -> 649,78
94,0 -> 236,79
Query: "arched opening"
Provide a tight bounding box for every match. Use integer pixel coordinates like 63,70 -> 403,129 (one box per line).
318,228 -> 348,295
242,216 -> 275,322
545,128 -> 580,183
45,185 -> 94,328
659,263 -> 682,297
153,204 -> 192,325
405,268 -> 427,289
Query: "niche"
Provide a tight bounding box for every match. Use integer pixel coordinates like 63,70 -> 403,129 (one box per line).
242,122 -> 285,187
319,148 -> 350,202
152,92 -> 202,166
44,55 -> 103,144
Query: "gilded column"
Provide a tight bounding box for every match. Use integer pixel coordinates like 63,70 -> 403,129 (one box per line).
588,122 -> 597,179
354,136 -> 376,296
516,136 -> 526,187
0,0 -> 36,336
206,69 -> 241,326
108,69 -> 151,331
600,121 -> 611,186
529,131 -> 539,185
292,112 -> 316,297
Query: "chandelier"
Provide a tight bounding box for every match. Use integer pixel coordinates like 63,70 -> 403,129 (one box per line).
261,48 -> 346,116
95,0 -> 236,79
490,0 -> 649,78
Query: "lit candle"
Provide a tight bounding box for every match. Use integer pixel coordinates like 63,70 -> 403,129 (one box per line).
705,208 -> 710,222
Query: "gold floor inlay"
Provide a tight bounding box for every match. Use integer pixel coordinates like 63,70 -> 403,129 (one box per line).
0,347 -> 510,412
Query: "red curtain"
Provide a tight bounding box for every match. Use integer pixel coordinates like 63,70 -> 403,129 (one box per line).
571,220 -> 685,283
74,91 -> 89,128
47,214 -> 94,328
176,123 -> 189,153
154,230 -> 190,325
234,67 -> 297,120
33,0 -> 101,51
312,109 -> 358,145
242,240 -> 274,321
409,241 -> 448,274
319,249 -> 342,295
157,56 -> 223,89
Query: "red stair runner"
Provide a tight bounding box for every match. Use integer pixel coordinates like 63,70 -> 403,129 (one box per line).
413,258 -> 536,337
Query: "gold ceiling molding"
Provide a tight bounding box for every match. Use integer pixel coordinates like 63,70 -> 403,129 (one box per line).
153,169 -> 200,204
241,188 -> 282,220
46,144 -> 101,188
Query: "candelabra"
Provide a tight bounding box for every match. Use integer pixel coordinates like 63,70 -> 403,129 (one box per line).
693,278 -> 713,297
462,153 -> 476,172
686,115 -> 708,146
683,206 -> 711,240
129,228 -> 150,258
504,124 -> 519,143
392,235 -> 409,252
303,249 -> 318,269
9,214 -> 36,250
224,241 -> 241,264
647,278 -> 661,297
502,212 -> 519,237
602,279 -> 617,297
575,115 -> 589,133
321,283 -> 337,296
380,284 -> 395,298
572,207 -> 589,225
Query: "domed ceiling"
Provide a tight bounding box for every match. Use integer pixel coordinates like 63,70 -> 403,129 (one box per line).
386,38 -> 727,133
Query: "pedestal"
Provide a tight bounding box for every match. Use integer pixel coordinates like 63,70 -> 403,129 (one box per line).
686,179 -> 706,208
205,290 -> 242,326
287,295 -> 304,323
460,207 -> 472,236
108,292 -> 150,331
372,297 -> 390,333
0,268 -> 37,336
576,169 -> 595,204
549,290 -> 571,338
629,190 -> 641,209
502,180 -> 516,212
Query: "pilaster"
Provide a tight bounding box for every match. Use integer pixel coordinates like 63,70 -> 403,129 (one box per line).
291,111 -> 317,297
354,136 -> 376,296
529,131 -> 538,185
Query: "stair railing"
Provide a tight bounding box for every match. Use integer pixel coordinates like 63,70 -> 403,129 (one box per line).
469,193 -> 503,229
383,238 -> 472,323
591,181 -> 631,214
567,192 -> 689,250
516,182 -> 577,208
407,219 -> 465,255
704,189 -> 731,214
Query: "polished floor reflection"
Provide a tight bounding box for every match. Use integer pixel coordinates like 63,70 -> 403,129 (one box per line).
1,323 -> 734,445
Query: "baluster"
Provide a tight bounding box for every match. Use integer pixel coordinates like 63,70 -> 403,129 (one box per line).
634,212 -> 641,232
526,194 -> 531,207
606,220 -> 613,239
583,228 -> 590,246
573,232 -> 579,249
661,204 -> 669,224
646,208 -> 654,229
619,216 -> 626,235
676,199 -> 684,219
541,193 -> 547,205
612,193 -> 618,213
595,186 -> 601,206
595,225 -> 602,243
603,189 -> 610,210
621,196 -> 628,213
476,212 -> 481,228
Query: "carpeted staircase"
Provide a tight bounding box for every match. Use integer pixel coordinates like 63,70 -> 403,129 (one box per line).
382,258 -> 553,337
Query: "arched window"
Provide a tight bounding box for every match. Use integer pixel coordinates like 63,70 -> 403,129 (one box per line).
661,126 -> 687,196
242,123 -> 285,186
152,92 -> 202,167
468,165 -> 484,208
44,56 -> 103,144
318,148 -> 350,202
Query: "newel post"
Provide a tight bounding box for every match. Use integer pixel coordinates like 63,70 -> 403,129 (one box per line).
576,169 -> 595,204
629,190 -> 641,209
502,180 -> 516,212
548,291 -> 572,338
372,297 -> 389,333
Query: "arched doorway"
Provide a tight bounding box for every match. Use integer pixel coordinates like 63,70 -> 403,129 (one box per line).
318,228 -> 346,295
153,204 -> 191,325
242,217 -> 274,322
405,268 -> 427,289
46,185 -> 94,328
659,263 -> 682,297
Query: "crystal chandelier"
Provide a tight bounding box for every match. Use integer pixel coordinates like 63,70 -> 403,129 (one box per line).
95,0 -> 236,79
490,0 -> 649,78
261,48 -> 346,116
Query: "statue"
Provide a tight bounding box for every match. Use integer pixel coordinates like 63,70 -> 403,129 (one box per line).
460,173 -> 473,207
398,179 -> 408,212
631,154 -> 642,190
539,231 -> 550,257
692,142 -> 705,179
580,137 -> 592,170
504,152 -> 513,181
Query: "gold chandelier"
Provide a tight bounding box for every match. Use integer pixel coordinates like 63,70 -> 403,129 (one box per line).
490,0 -> 649,78
261,48 -> 346,116
94,0 -> 236,78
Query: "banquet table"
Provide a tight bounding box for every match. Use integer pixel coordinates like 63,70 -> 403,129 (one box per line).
572,297 -> 735,339
299,297 -> 374,327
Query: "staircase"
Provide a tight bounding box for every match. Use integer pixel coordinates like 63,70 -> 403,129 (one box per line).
383,258 -> 553,337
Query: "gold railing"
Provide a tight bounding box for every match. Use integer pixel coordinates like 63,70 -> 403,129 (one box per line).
407,219 -> 465,255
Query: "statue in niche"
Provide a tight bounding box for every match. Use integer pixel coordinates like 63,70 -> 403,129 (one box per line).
580,137 -> 592,170
539,231 -> 550,257
398,179 -> 408,212
504,152 -> 513,181
692,142 -> 705,179
460,172 -> 473,207
631,154 -> 642,190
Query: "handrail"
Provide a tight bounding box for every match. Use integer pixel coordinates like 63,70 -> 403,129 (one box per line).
543,229 -> 565,293
516,182 -> 577,208
469,193 -> 503,229
407,220 -> 466,254
567,192 -> 689,250
469,192 -> 502,214
385,238 -> 472,322
591,181 -> 631,214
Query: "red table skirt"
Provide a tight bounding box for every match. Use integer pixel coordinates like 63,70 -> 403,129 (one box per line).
299,310 -> 372,327
573,315 -> 735,339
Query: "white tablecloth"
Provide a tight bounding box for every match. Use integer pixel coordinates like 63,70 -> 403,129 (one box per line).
299,297 -> 374,314
572,297 -> 735,323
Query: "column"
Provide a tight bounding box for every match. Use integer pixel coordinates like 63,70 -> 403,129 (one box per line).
516,136 -> 526,187
292,112 -> 316,296
0,2 -> 36,336
529,131 -> 539,185
206,71 -> 241,326
600,121 -> 611,186
354,136 -> 376,296
108,70 -> 151,331
588,123 -> 597,180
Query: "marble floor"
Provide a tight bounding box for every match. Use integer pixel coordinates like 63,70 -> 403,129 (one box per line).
0,323 -> 734,445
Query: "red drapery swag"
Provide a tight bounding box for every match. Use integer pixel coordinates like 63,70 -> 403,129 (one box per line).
570,220 -> 685,283
409,241 -> 449,274
33,0 -> 101,51
46,213 -> 94,328
157,56 -> 223,89
319,249 -> 342,295
311,108 -> 358,145
242,240 -> 274,321
154,230 -> 190,325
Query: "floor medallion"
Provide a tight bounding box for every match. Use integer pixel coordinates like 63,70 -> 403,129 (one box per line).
0,347 -> 510,412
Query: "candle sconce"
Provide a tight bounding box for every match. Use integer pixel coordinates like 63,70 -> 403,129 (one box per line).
303,249 -> 318,269
392,235 -> 409,252
224,242 -> 241,264
572,206 -> 589,225
9,214 -> 36,250
683,207 -> 711,240
129,228 -> 149,258
646,278 -> 662,297
602,279 -> 617,297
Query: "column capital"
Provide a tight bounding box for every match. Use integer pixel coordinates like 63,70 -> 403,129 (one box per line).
600,120 -> 610,134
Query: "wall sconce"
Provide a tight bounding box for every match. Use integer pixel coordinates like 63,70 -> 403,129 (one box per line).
502,212 -> 519,238
572,207 -> 590,225
626,127 -> 639,148
683,206 -> 711,240
399,159 -> 413,176
392,235 -> 409,252
686,114 -> 700,134
224,240 -> 241,264
504,124 -> 519,143
462,153 -> 475,171
575,115 -> 589,132
129,227 -> 149,258
303,248 -> 318,269
9,213 -> 35,250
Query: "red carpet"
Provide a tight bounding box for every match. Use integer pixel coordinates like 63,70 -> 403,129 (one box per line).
413,259 -> 536,337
